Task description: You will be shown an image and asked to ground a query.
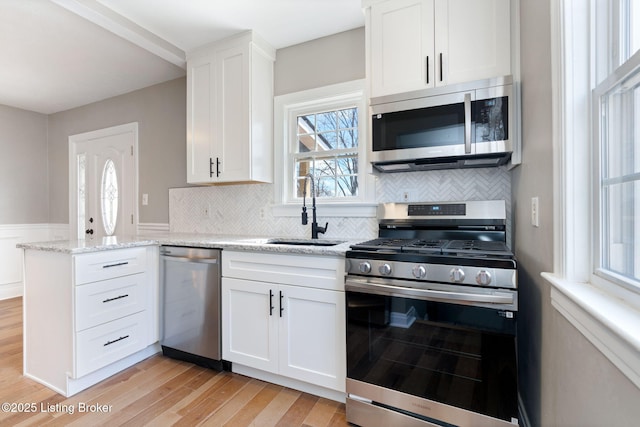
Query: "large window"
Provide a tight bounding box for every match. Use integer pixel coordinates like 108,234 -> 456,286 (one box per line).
594,0 -> 640,291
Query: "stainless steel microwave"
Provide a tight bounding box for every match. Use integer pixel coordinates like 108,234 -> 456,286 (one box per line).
370,76 -> 514,172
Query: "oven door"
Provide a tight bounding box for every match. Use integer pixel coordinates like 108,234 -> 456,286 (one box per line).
345,277 -> 518,427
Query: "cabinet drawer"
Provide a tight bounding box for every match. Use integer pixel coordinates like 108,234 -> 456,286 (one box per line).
222,251 -> 345,291
75,247 -> 147,285
75,273 -> 147,332
75,311 -> 147,378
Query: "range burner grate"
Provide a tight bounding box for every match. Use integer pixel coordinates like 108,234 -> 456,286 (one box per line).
351,238 -> 514,258
443,240 -> 512,256
350,238 -> 415,251
401,239 -> 448,253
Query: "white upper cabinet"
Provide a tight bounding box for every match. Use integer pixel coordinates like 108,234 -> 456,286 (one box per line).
186,31 -> 275,184
365,0 -> 512,98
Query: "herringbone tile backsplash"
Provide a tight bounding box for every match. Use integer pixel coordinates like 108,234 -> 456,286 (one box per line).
170,167 -> 512,244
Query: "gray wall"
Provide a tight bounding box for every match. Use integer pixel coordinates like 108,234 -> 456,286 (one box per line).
0,105 -> 48,224
47,77 -> 186,225
514,1 -> 640,426
275,27 -> 365,96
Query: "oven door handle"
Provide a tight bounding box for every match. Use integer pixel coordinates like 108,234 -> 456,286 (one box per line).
345,278 -> 514,305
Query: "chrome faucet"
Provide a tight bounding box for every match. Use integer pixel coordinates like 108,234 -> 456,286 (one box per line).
301,174 -> 328,239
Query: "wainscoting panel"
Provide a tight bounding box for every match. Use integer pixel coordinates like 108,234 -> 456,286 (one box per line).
137,223 -> 170,235
0,224 -> 69,300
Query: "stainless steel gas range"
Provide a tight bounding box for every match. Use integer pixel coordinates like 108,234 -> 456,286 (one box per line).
345,200 -> 518,427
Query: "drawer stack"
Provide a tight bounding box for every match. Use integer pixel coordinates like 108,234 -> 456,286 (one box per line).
73,248 -> 150,378
22,245 -> 159,397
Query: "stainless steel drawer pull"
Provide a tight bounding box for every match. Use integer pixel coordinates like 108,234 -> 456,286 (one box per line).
102,261 -> 129,269
104,335 -> 129,347
103,294 -> 129,303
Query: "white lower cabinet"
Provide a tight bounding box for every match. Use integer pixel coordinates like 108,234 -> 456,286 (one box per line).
278,283 -> 345,389
223,278 -> 278,371
22,246 -> 159,397
221,251 -> 346,396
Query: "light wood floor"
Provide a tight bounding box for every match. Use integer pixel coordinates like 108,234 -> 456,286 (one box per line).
0,297 -> 348,426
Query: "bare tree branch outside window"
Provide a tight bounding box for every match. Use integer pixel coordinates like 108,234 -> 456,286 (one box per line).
295,107 -> 359,199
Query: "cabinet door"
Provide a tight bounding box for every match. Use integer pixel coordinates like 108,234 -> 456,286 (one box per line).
186,52 -> 215,184
214,44 -> 251,182
370,0 -> 435,97
278,284 -> 346,392
435,0 -> 511,86
221,278 -> 278,372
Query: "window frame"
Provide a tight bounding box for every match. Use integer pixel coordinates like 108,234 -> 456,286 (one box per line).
272,80 -> 376,218
545,0 -> 640,389
592,49 -> 640,293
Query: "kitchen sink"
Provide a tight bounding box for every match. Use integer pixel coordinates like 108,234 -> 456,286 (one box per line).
266,238 -> 344,247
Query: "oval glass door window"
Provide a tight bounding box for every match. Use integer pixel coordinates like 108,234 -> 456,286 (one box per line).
101,159 -> 118,236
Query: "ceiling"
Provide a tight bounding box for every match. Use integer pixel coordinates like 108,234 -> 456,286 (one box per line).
0,0 -> 364,115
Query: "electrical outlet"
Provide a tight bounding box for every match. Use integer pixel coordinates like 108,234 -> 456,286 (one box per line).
402,190 -> 413,202
259,207 -> 265,219
531,197 -> 539,227
142,193 -> 148,206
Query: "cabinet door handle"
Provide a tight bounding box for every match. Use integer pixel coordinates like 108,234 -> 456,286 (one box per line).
269,290 -> 274,316
103,261 -> 129,269
209,158 -> 214,178
439,53 -> 443,82
279,291 -> 284,317
216,157 -> 221,177
104,335 -> 129,347
103,294 -> 129,303
426,56 -> 429,84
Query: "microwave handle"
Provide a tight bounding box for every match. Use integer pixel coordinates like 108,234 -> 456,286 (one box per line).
464,93 -> 472,153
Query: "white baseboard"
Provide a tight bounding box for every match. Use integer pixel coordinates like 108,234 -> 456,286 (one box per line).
232,364 -> 346,403
0,282 -> 23,301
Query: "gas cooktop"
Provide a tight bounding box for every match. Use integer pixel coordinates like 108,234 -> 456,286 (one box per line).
351,238 -> 513,257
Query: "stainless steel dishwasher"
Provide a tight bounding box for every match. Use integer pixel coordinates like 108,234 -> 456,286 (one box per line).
160,246 -> 225,370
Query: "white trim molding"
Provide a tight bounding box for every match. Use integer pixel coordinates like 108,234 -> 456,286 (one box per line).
544,273 -> 640,389
137,223 -> 170,234
273,79 -> 376,218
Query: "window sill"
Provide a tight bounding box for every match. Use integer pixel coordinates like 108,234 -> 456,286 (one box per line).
542,272 -> 640,388
272,202 -> 377,218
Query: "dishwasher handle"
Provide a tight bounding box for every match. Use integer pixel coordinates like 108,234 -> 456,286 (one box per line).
161,254 -> 218,264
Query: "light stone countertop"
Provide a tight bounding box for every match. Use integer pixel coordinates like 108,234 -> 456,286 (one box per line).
17,233 -> 367,257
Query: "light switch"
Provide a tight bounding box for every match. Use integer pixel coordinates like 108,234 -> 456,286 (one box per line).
531,197 -> 539,227
142,193 -> 149,206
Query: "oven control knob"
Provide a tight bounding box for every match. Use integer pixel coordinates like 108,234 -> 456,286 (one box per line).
476,270 -> 492,285
450,268 -> 466,283
412,265 -> 427,279
358,262 -> 372,274
379,263 -> 392,276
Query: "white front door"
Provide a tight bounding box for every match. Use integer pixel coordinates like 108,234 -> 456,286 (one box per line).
69,123 -> 137,240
